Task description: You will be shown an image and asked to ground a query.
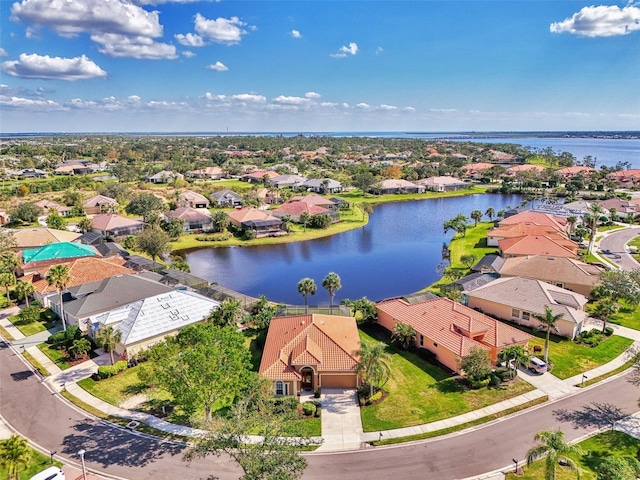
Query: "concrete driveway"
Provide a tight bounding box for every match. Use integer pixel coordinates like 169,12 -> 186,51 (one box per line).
316,388 -> 364,452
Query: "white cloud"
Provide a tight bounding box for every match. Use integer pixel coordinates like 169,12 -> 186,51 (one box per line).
291,29 -> 301,38
402,106 -> 416,112
272,95 -> 309,105
207,61 -> 228,72
331,42 -> 358,58
91,34 -> 177,59
376,46 -> 384,55
231,93 -> 266,103
305,91 -> 321,99
134,0 -> 220,4
377,104 -> 397,111
181,50 -> 195,58
174,33 -> 204,47
0,48 -> 8,57
10,0 -> 163,38
0,94 -> 64,110
203,92 -> 227,101
1,53 -> 107,81
194,13 -> 249,45
356,103 -> 370,109
550,5 -> 640,37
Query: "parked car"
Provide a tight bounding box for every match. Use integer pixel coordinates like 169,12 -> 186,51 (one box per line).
529,356 -> 547,374
29,466 -> 65,480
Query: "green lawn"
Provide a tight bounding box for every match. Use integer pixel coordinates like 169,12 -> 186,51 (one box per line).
0,444 -> 63,480
10,309 -> 57,337
37,343 -> 70,370
506,430 -> 640,480
359,325 -> 534,432
525,330 -> 632,379
608,303 -> 640,331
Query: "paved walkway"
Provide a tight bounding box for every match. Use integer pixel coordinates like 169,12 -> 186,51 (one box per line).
316,388 -> 363,452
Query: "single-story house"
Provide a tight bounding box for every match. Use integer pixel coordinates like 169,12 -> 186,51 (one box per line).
300,178 -> 343,194
83,194 -> 119,215
90,290 -> 220,358
416,176 -> 469,192
593,198 -> 639,217
464,276 -> 588,339
499,211 -> 568,231
607,169 -> 640,188
177,190 -> 210,209
91,214 -> 145,238
227,208 -> 285,237
471,254 -> 505,274
143,170 -> 184,184
555,166 -> 597,180
210,189 -> 243,207
12,227 -> 81,250
286,194 -> 337,210
460,163 -> 494,179
490,150 -> 519,163
505,164 -> 547,176
267,174 -> 308,189
240,170 -> 279,183
52,273 -> 174,331
487,223 -> 569,247
23,256 -> 134,306
375,179 -> 425,194
17,169 -> 47,179
270,201 -> 338,222
375,297 -> 532,374
259,314 -> 361,395
443,272 -> 497,294
498,256 -> 605,298
19,242 -> 99,276
34,200 -> 72,216
163,207 -> 213,233
187,166 -> 226,180
498,235 -> 579,259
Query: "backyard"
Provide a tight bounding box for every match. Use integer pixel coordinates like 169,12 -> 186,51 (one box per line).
506,430 -> 640,480
358,325 -> 534,432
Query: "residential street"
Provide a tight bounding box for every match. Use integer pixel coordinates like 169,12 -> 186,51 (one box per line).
2,338 -> 639,480
598,226 -> 640,270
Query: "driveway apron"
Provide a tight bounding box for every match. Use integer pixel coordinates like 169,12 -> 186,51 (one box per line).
316,388 -> 364,452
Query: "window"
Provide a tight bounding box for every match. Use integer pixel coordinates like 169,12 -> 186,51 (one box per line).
419,335 -> 424,347
522,311 -> 530,321
512,308 -> 521,318
275,381 -> 284,396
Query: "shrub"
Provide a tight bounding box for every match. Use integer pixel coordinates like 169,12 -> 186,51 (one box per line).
468,378 -> 491,389
577,328 -> 604,347
47,331 -> 66,346
272,396 -> 299,414
96,360 -> 128,380
604,326 -> 614,336
301,402 -> 316,416
489,372 -> 502,387
369,391 -> 382,403
314,388 -> 321,398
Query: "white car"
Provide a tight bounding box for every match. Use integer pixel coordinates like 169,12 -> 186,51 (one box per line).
29,466 -> 65,480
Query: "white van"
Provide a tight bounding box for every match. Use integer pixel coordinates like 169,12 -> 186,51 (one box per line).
529,356 -> 547,374
29,466 -> 65,480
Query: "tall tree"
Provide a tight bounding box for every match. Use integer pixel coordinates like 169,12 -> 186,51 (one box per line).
125,192 -> 165,222
532,306 -> 563,364
586,203 -> 605,254
0,272 -> 15,307
145,324 -> 252,422
297,278 -> 317,313
358,202 -> 373,221
46,264 -> 71,331
525,429 -> 582,480
352,171 -> 376,195
460,346 -> 492,385
356,341 -> 392,397
0,435 -> 31,480
299,211 -> 310,232
592,298 -> 619,334
484,207 -> 495,221
95,325 -> 123,365
460,254 -> 478,269
470,209 -> 483,227
46,212 -> 66,230
135,227 -> 171,261
443,214 -> 468,237
322,272 -> 342,313
0,251 -> 20,285
497,344 -> 529,379
14,280 -> 35,307
391,322 -> 417,350
77,217 -> 93,234
207,297 -> 244,327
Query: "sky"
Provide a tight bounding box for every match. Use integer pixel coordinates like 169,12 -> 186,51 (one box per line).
1,0 -> 639,133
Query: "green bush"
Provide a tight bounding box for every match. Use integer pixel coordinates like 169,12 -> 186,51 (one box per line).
604,326 -> 614,336
272,396 -> 299,414
489,372 -> 502,387
96,360 -> 128,380
301,402 -> 316,416
577,328 -> 604,347
47,331 -> 66,346
314,388 -> 321,398
468,378 -> 491,389
369,391 -> 382,403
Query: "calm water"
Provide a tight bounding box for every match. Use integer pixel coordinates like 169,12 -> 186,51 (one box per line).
186,194 -> 523,304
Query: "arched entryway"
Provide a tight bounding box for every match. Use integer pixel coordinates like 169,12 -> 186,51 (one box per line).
300,366 -> 314,391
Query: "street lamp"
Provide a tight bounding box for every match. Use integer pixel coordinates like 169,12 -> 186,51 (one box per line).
582,374 -> 588,386
512,458 -> 519,474
77,449 -> 87,480
379,431 -> 383,442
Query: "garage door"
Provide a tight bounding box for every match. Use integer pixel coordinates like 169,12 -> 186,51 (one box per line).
320,374 -> 357,388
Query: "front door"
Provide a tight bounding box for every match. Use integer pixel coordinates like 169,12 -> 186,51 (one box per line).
300,367 -> 314,391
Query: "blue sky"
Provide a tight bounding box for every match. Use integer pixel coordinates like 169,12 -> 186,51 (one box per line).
1,0 -> 639,133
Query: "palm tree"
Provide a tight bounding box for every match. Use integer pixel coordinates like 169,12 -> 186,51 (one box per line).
356,341 -> 392,397
95,325 -> 123,365
586,203 -> 604,254
391,322 -> 416,350
566,215 -> 577,234
322,272 -> 342,314
484,207 -> 495,222
526,429 -> 582,480
497,344 -> 529,379
297,278 -> 317,313
0,251 -> 19,284
0,272 -> 15,306
592,298 -> 619,334
46,264 -> 71,331
532,306 -> 564,364
299,211 -> 311,232
0,434 -> 31,480
14,280 -> 35,307
470,209 -> 483,227
207,297 -> 244,327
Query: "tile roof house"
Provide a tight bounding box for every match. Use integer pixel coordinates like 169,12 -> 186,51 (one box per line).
465,276 -> 588,339
187,166 -> 226,180
54,273 -> 174,331
89,290 -> 220,358
240,170 -> 279,183
594,198 -> 639,216
271,201 -> 337,222
12,227 -> 82,250
83,194 -> 119,215
34,200 -> 72,216
499,211 -> 568,231
286,194 -> 337,209
177,190 -> 210,209
300,178 -> 343,194
210,189 -> 244,207
555,166 -> 597,180
227,208 -> 284,237
375,179 -> 425,194
486,223 -> 569,247
143,170 -> 185,184
259,314 -> 361,395
91,214 -> 145,238
606,169 -> 640,188
416,176 -> 469,192
267,174 -> 308,189
498,235 -> 579,259
19,242 -> 99,275
460,163 -> 494,178
498,255 -> 605,298
23,256 -> 134,305
376,297 -> 532,374
163,207 -> 213,233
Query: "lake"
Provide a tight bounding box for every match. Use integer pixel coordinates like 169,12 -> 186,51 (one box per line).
186,193 -> 523,305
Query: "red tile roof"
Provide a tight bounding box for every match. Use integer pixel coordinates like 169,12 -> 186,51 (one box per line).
271,202 -> 329,217
91,214 -> 144,230
259,315 -> 361,381
499,235 -> 579,258
375,298 -> 532,358
499,211 -> 567,230
487,223 -> 568,242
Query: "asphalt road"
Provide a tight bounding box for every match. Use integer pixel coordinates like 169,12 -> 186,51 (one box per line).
599,226 -> 640,270
2,340 -> 640,480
